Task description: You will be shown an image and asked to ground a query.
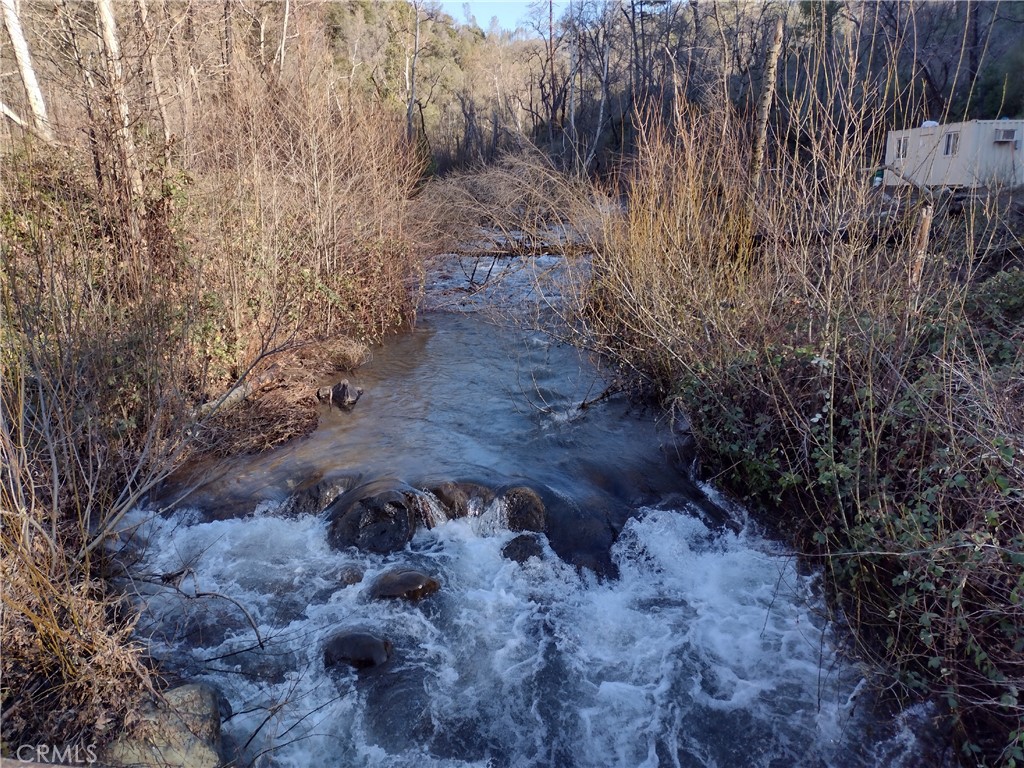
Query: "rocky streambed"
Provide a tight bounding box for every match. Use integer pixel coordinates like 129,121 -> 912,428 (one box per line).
114,254 -> 947,767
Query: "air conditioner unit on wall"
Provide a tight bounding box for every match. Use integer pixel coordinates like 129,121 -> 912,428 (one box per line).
994,127 -> 1018,142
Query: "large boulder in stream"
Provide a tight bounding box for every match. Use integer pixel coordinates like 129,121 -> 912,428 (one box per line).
502,486 -> 546,532
367,568 -> 440,601
324,631 -> 393,670
326,480 -> 426,553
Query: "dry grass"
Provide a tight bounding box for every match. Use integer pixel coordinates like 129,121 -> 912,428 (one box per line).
189,337 -> 371,459
1,150 -> 171,752
0,526 -> 154,749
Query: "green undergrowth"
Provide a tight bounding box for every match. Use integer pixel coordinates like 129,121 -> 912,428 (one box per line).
669,271 -> 1024,764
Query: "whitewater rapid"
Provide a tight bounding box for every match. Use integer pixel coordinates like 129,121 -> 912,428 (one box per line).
118,300 -> 942,767
122,493 -> 931,767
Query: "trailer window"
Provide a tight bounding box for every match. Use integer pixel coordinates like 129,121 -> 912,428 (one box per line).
895,136 -> 909,160
943,131 -> 959,156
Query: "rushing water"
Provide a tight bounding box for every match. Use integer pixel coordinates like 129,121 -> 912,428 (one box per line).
120,258 -> 943,767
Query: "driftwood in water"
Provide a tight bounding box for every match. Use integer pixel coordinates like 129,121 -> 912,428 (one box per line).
451,234 -> 588,259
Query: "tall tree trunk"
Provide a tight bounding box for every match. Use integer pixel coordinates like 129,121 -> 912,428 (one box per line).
966,0 -> 979,116
688,0 -> 701,79
547,0 -> 556,147
406,2 -> 420,143
221,0 -> 234,83
584,22 -> 611,172
740,14 -> 783,265
59,0 -> 105,193
748,15 -> 784,197
136,0 -> 171,164
565,2 -> 578,162
1,0 -> 55,141
276,0 -> 290,75
97,0 -> 145,241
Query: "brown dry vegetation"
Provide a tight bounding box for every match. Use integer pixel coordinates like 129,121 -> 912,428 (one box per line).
559,85 -> 1024,768
423,19 -> 1023,762
2,3 -> 423,754
4,0 -> 1024,764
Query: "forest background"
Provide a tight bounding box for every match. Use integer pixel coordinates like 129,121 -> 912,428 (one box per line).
2,1 -> 1023,766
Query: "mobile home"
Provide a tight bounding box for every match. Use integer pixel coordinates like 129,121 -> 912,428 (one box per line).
884,119 -> 1024,189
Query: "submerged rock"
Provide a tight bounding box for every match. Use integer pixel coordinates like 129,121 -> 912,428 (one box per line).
502,486 -> 546,532
336,565 -> 364,587
316,379 -> 363,411
502,534 -> 546,564
324,631 -> 393,670
281,475 -> 353,517
367,568 -> 440,601
100,683 -> 223,768
546,511 -> 620,580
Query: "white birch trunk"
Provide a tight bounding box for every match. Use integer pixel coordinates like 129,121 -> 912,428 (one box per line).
406,3 -> 421,143
276,0 -> 289,74
1,0 -> 55,141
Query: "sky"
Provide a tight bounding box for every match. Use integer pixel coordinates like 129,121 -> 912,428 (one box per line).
438,1 -> 567,33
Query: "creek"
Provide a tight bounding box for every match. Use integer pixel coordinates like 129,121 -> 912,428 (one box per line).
120,256 -> 943,767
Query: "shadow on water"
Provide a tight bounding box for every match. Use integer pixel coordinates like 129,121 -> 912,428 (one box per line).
159,313 -> 723,570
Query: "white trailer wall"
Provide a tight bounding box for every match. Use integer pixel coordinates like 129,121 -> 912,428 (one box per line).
884,119 -> 1023,189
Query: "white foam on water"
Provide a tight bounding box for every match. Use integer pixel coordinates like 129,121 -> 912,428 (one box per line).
122,504 -> 938,768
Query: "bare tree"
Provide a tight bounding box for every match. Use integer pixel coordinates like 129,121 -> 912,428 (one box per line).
1,0 -> 55,141
406,0 -> 423,142
136,0 -> 171,161
97,0 -> 145,240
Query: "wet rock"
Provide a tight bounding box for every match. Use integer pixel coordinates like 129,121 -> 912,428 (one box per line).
324,631 -> 393,670
367,568 -> 440,601
502,486 -> 546,532
337,564 -> 364,586
177,603 -> 239,649
281,475 -> 354,517
502,534 -> 546,564
326,480 -> 420,553
316,379 -> 363,411
429,481 -> 496,518
100,683 -> 223,768
552,513 -> 619,579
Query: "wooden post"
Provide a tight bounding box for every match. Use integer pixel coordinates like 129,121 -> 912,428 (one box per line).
907,202 -> 933,310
